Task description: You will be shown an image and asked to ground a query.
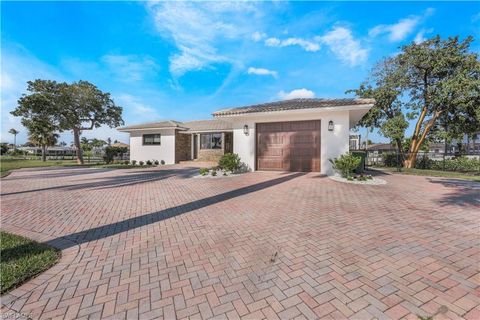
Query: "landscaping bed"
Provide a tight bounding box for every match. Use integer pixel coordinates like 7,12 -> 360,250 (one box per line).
0,231 -> 60,294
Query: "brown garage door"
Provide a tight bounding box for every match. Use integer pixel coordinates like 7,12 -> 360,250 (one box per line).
256,120 -> 320,172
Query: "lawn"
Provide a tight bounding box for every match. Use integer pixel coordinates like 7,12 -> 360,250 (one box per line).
373,166 -> 480,182
0,158 -> 78,177
0,232 -> 60,294
0,158 -> 155,177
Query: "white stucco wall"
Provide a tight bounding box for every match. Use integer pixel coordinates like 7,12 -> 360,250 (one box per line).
229,109 -> 351,175
129,129 -> 176,164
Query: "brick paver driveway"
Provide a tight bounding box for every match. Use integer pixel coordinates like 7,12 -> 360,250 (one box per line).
1,166 -> 479,320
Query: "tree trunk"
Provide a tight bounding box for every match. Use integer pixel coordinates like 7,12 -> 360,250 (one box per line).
13,135 -> 17,150
42,144 -> 47,162
73,128 -> 84,164
404,112 -> 442,168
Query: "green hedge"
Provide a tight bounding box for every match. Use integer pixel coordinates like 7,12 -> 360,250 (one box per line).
381,154 -> 480,172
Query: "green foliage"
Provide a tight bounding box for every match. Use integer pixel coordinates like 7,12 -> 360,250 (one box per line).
0,143 -> 9,155
349,36 -> 480,167
154,160 -> 159,165
0,231 -> 60,294
380,114 -> 409,145
199,168 -> 209,176
139,161 -> 144,166
160,160 -> 165,165
146,160 -> 152,165
103,146 -> 127,164
131,160 -> 137,165
218,153 -> 241,172
11,79 -> 124,164
329,152 -> 362,178
211,170 -> 217,176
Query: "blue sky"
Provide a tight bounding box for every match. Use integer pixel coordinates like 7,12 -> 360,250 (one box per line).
1,1 -> 479,145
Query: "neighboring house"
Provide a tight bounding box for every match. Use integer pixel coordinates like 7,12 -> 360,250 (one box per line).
111,142 -> 129,148
118,98 -> 374,174
18,146 -> 77,156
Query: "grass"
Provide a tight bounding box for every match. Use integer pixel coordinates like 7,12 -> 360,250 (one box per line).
0,158 -> 156,177
0,158 -> 78,177
373,166 -> 480,182
0,232 -> 60,294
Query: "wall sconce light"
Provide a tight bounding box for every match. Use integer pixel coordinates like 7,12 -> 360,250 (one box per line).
328,120 -> 334,131
243,124 -> 249,135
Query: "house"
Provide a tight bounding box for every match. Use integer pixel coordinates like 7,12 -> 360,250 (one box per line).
118,98 -> 374,174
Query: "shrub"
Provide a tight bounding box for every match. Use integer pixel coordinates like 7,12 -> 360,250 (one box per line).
146,160 -> 153,165
124,160 -> 129,165
329,152 -> 361,178
160,160 -> 165,165
218,153 -> 241,173
103,146 -> 128,164
139,161 -> 144,166
131,160 -> 137,165
211,170 -> 217,176
154,160 -> 159,165
199,168 -> 209,176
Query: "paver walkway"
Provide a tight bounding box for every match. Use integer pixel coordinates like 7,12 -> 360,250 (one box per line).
1,165 -> 479,320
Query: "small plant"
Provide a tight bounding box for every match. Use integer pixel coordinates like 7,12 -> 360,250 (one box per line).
218,153 -> 241,173
124,160 -> 129,165
211,170 -> 217,176
329,152 -> 361,178
199,168 -> 209,176
160,160 -> 165,165
347,176 -> 354,181
131,160 -> 137,165
139,161 -> 144,166
146,160 -> 153,165
154,160 -> 159,165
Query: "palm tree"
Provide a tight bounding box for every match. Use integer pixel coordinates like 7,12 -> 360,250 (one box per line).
28,128 -> 59,162
8,128 -> 19,149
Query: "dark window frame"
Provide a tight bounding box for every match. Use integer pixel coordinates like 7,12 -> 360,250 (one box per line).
143,134 -> 161,145
200,133 -> 223,150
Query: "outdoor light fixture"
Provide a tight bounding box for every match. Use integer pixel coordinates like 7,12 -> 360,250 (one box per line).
328,120 -> 334,131
243,124 -> 249,135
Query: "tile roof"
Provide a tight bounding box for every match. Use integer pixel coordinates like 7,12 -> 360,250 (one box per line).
118,119 -> 232,132
118,120 -> 186,131
212,98 -> 375,116
182,120 -> 232,132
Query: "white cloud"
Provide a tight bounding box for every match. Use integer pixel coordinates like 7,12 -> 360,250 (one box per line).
116,94 -> 160,122
147,1 -> 261,77
265,37 -> 320,52
252,31 -> 266,42
247,67 -> 278,78
278,88 -> 315,100
369,8 -> 434,42
414,28 -> 433,44
317,27 -> 368,66
101,54 -> 158,82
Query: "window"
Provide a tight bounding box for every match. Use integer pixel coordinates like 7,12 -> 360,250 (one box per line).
143,134 -> 161,145
200,133 -> 222,149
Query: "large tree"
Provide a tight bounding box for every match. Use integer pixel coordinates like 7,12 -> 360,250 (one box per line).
12,80 -> 124,164
350,36 -> 480,168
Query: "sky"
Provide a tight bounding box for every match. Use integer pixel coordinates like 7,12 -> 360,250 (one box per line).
1,1 -> 479,145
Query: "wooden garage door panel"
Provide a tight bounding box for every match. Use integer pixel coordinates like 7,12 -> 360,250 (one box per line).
256,120 -> 321,172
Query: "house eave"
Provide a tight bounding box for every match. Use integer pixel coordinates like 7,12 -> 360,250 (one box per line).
212,104 -> 374,118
